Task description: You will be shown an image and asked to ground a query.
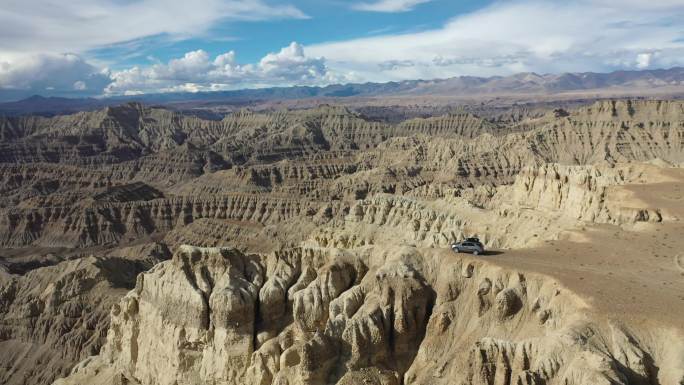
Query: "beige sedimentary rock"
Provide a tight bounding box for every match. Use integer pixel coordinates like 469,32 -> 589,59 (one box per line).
0,243 -> 168,385
2,100 -> 684,385
54,246 -> 684,385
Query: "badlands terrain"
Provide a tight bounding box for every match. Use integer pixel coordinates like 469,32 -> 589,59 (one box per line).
0,99 -> 683,385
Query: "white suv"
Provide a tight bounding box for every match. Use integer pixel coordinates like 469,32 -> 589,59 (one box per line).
451,241 -> 484,255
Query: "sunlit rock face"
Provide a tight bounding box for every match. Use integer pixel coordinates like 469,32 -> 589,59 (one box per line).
1,100 -> 683,385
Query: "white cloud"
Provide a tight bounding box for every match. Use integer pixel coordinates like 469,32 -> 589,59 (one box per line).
309,0 -> 684,81
2,0 -> 684,99
353,0 -> 432,12
0,0 -> 307,57
73,81 -> 87,91
105,42 -> 348,95
0,53 -> 110,93
0,42 -> 343,97
258,42 -> 328,82
636,52 -> 655,69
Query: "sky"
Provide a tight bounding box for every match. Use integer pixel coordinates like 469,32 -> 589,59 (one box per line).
0,0 -> 683,100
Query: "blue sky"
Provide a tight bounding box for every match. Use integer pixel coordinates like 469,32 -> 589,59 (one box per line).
0,0 -> 683,100
93,0 -> 489,69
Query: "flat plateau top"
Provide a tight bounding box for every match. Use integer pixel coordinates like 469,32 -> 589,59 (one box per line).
454,168 -> 684,329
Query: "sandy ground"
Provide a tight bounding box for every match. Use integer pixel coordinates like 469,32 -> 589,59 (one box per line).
443,168 -> 684,329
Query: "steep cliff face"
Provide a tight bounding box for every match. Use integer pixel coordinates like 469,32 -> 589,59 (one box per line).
406,257 -> 684,385
392,113 -> 503,139
523,100 -> 684,165
0,243 -> 170,385
305,162 -> 676,252
0,194 -> 328,248
490,163 -> 671,225
99,246 -> 263,385
54,247 -> 684,385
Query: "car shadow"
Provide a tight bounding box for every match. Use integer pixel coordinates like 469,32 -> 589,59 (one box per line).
449,249 -> 504,256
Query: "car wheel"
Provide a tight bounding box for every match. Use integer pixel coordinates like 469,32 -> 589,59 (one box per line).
473,250 -> 479,255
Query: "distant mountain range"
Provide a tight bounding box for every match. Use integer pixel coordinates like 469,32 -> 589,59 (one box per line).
3,67 -> 684,116
0,95 -> 109,116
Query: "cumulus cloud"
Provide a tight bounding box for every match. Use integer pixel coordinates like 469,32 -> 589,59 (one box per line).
0,53 -> 111,94
353,0 -> 432,12
0,42 -> 352,98
636,53 -> 655,69
309,0 -> 684,81
258,42 -> 333,82
105,42 -> 347,95
0,0 -> 307,56
2,0 -> 684,99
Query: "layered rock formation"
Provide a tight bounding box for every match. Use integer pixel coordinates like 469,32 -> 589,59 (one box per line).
0,243 -> 170,385
1,99 -> 684,385
54,246 -> 684,385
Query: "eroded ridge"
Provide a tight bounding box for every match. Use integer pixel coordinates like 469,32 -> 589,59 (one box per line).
54,246 -> 684,385
1,99 -> 684,385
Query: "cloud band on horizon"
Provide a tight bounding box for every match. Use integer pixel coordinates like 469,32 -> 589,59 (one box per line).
1,0 -> 684,99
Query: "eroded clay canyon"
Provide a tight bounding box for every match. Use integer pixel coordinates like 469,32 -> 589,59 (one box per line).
1,99 -> 683,385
